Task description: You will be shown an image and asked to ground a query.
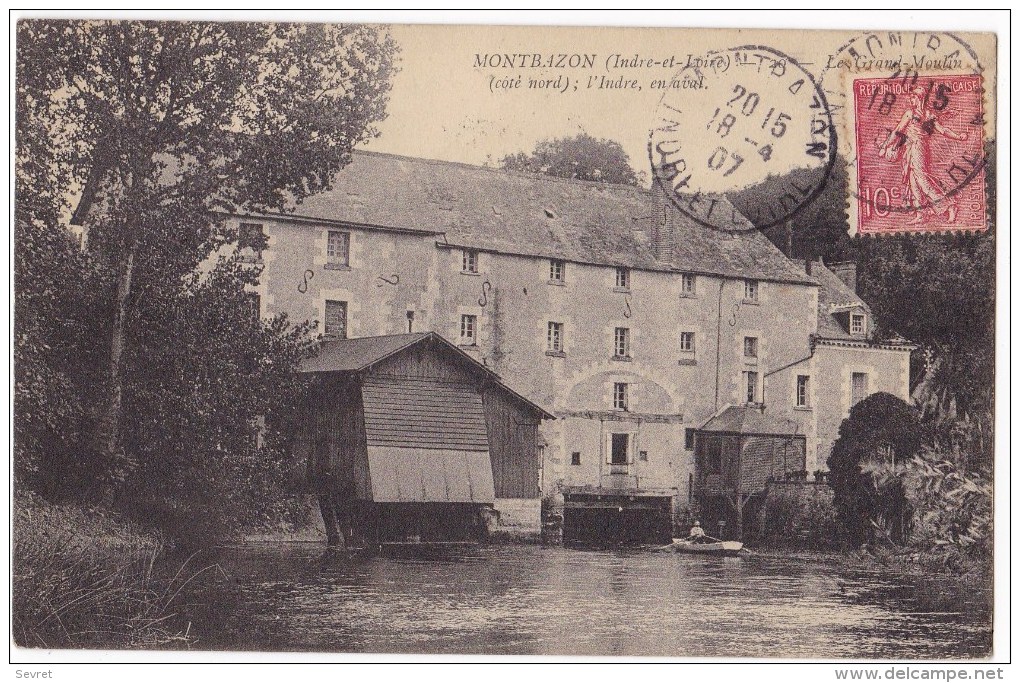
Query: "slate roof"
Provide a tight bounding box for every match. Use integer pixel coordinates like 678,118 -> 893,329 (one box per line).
299,332 -> 430,373
812,262 -> 870,341
274,151 -> 816,285
699,405 -> 804,437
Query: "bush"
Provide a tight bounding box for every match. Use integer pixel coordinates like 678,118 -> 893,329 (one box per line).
759,487 -> 838,549
828,392 -> 925,546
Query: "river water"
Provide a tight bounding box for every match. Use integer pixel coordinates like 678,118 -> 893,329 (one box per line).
179,543 -> 991,658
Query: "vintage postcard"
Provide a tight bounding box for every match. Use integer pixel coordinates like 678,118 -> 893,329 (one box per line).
12,13 -> 1002,667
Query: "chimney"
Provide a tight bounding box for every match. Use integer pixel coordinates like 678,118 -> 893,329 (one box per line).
650,179 -> 676,261
830,262 -> 858,293
804,258 -> 812,276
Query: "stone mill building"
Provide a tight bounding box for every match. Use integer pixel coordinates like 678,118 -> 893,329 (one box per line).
221,150 -> 914,542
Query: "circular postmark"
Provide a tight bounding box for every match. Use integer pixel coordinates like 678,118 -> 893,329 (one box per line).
648,45 -> 836,232
819,32 -> 988,234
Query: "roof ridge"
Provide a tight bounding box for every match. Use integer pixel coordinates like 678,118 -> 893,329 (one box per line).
352,148 -> 653,195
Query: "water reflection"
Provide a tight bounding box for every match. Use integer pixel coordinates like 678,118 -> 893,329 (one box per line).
180,544 -> 991,658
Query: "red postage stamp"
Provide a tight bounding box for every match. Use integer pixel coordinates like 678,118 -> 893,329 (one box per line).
852,74 -> 987,235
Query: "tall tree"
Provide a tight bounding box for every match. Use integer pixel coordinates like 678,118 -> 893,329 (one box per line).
16,20 -> 397,500
499,132 -> 642,186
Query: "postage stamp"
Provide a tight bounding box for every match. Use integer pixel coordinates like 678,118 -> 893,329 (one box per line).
819,31 -> 991,236
852,74 -> 986,234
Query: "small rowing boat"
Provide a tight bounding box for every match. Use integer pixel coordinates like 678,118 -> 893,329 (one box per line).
669,537 -> 744,556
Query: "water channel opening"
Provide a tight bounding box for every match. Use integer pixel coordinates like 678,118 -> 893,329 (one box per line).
562,492 -> 672,547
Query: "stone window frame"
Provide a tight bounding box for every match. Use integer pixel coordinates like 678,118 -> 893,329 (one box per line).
796,374 -> 811,408
324,299 -> 348,339
549,258 -> 566,284
547,321 -> 565,353
743,278 -> 760,303
850,371 -> 870,407
462,249 -> 479,274
613,326 -> 631,359
614,266 -> 631,291
743,335 -> 759,358
326,230 -> 351,268
743,369 -> 760,404
613,381 -> 629,411
238,222 -> 265,263
460,313 -> 478,345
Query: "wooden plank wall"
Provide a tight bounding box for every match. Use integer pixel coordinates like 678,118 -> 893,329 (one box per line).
483,387 -> 540,499
361,378 -> 489,450
370,339 -> 477,382
307,376 -> 371,499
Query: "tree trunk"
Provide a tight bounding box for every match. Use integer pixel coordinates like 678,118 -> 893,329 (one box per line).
96,243 -> 136,501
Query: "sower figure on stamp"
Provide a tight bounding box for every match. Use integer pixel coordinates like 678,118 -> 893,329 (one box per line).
878,86 -> 969,224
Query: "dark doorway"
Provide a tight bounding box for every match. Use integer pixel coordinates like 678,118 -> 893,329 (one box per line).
610,433 -> 629,465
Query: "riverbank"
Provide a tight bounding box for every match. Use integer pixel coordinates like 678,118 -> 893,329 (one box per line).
12,495 -> 201,649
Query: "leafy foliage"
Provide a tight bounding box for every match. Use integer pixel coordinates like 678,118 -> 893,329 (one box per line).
827,392 -> 925,546
14,20 -> 397,544
759,487 -> 838,549
498,132 -> 642,186
118,258 -> 317,546
898,452 -> 992,556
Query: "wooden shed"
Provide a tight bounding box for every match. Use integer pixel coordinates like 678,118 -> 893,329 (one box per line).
290,332 -> 553,546
694,406 -> 806,540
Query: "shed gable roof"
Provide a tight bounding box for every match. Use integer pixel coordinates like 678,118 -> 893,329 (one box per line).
299,332 -> 554,419
699,405 -> 804,437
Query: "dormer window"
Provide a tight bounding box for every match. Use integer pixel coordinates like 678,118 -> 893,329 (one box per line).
613,382 -> 629,411
850,313 -> 866,335
614,327 -> 631,359
743,336 -> 758,358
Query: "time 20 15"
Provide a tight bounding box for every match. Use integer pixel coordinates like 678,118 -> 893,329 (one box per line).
704,84 -> 792,175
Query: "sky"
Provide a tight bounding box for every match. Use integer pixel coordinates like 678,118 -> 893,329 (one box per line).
362,23 -> 996,190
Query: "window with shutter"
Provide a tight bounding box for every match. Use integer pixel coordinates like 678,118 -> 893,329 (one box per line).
851,372 -> 869,407
324,300 -> 348,338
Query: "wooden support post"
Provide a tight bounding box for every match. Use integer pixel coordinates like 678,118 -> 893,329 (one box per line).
318,493 -> 346,548
759,487 -> 770,539
725,492 -> 753,541
735,494 -> 746,541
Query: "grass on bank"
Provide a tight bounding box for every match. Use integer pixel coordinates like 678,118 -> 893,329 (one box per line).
12,495 -> 220,649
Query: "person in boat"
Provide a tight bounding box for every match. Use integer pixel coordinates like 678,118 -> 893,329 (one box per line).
688,520 -> 708,543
